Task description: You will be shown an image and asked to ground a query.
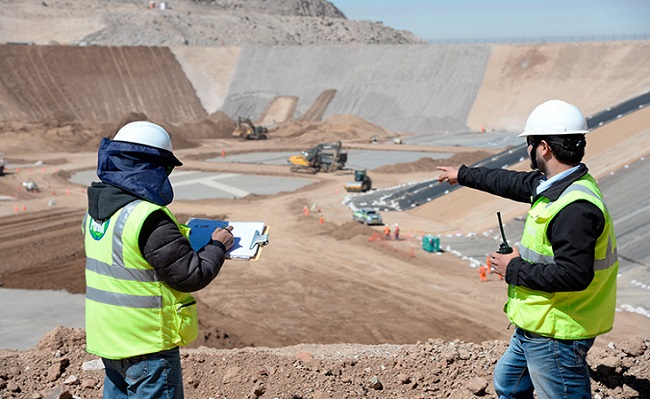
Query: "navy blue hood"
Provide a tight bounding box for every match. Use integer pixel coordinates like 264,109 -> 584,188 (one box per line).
96,137 -> 176,206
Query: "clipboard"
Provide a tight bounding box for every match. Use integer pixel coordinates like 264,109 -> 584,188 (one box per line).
186,218 -> 270,261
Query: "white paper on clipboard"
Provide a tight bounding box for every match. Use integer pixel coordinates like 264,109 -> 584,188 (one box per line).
186,218 -> 269,261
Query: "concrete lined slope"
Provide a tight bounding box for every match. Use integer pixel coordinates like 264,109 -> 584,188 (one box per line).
467,41 -> 650,132
0,45 -> 206,123
221,45 -> 491,134
170,46 -> 241,115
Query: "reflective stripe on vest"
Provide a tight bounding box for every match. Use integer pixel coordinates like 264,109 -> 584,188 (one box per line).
507,175 -> 618,339
86,286 -> 162,308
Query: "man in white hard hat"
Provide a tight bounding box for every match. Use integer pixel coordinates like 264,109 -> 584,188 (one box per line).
83,121 -> 234,398
437,100 -> 618,399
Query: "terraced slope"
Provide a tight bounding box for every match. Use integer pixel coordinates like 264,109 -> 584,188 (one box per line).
0,45 -> 206,123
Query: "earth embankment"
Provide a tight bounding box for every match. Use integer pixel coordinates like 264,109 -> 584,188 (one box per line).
0,45 -> 205,124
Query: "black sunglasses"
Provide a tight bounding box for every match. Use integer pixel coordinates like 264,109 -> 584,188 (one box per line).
526,136 -> 534,146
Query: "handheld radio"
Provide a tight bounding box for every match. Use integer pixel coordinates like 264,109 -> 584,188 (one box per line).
496,212 -> 513,254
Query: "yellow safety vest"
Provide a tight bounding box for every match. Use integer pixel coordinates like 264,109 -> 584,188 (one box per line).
83,200 -> 198,359
507,174 -> 618,339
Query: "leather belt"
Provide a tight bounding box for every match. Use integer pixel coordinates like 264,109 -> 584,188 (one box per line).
522,329 -> 544,339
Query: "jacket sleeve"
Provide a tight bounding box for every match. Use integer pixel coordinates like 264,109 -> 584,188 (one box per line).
139,210 -> 227,293
505,201 -> 605,292
458,165 -> 541,203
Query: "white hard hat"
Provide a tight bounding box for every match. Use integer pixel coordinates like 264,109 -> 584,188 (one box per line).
518,100 -> 589,137
114,121 -> 174,151
114,121 -> 182,165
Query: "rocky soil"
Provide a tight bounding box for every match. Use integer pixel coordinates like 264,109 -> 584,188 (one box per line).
1,327 -> 648,399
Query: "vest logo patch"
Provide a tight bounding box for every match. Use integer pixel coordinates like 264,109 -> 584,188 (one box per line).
90,219 -> 110,240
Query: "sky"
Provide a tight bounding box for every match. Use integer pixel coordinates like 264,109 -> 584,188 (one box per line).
336,0 -> 650,42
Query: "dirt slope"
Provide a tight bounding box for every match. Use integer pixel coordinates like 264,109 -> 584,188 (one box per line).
468,41 -> 650,132
0,45 -> 206,124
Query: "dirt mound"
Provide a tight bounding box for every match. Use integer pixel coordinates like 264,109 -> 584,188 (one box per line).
273,114 -> 392,145
0,120 -> 104,154
373,150 -> 495,173
108,112 -> 237,148
330,221 -> 376,240
2,326 -> 647,399
176,111 -> 238,140
0,111 -> 237,154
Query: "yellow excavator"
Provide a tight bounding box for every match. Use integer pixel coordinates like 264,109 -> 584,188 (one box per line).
288,141 -> 348,174
232,117 -> 268,140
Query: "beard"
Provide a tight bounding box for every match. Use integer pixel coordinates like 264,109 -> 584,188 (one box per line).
529,147 -> 548,175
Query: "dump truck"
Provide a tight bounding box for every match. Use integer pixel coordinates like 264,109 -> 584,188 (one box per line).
288,141 -> 348,174
344,169 -> 372,192
232,117 -> 268,140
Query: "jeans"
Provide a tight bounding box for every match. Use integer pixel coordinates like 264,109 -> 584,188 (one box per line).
102,347 -> 183,399
494,327 -> 594,399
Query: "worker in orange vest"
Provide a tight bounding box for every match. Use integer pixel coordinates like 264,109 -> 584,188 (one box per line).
383,225 -> 391,240
394,224 -> 400,240
480,263 -> 489,282
487,255 -> 503,280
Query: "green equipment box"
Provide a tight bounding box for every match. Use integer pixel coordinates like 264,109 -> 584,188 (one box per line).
422,235 -> 440,252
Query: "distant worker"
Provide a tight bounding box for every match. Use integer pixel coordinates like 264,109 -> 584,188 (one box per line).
83,121 -> 235,398
487,254 -> 503,281
383,225 -> 391,240
22,179 -> 40,192
437,100 -> 618,399
394,224 -> 400,240
479,263 -> 488,282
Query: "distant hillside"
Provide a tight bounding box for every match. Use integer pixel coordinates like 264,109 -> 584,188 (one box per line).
0,0 -> 424,46
189,0 -> 346,18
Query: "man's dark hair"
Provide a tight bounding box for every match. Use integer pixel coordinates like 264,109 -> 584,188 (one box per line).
538,134 -> 586,166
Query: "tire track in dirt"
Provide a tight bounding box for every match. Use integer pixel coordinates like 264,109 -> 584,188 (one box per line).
0,208 -> 86,294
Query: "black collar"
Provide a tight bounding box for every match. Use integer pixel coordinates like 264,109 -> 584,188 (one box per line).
533,163 -> 589,202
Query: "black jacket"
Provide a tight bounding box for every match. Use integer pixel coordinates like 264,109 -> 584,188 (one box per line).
458,164 -> 605,292
87,182 -> 227,293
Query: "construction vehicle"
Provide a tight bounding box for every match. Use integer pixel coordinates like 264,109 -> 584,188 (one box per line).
288,141 -> 348,174
344,169 -> 372,192
232,117 -> 268,140
22,179 -> 40,192
352,208 -> 383,225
